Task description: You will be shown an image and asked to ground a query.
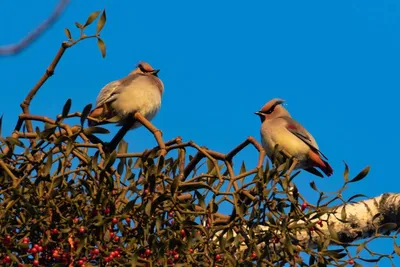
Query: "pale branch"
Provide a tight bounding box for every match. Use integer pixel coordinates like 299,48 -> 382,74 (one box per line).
229,193 -> 400,252
0,0 -> 70,56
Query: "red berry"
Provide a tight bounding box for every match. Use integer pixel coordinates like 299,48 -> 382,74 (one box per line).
78,259 -> 84,265
168,212 -> 174,217
38,246 -> 43,252
3,256 -> 11,263
174,254 -> 179,260
104,257 -> 111,262
73,217 -> 79,224
33,260 -> 39,266
144,248 -> 150,256
34,244 -> 39,249
348,259 -> 355,265
125,217 -> 131,223
31,247 -> 38,254
180,229 -> 186,237
112,217 -> 118,224
114,236 -> 119,242
93,248 -> 100,255
251,252 -> 257,258
215,254 -> 221,261
309,226 -> 315,231
189,248 -> 194,253
301,203 -> 308,211
79,226 -> 85,233
144,189 -> 149,194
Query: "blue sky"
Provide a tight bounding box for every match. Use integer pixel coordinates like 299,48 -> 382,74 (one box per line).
1,0 -> 399,265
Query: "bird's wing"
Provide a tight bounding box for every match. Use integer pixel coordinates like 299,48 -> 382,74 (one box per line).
95,80 -> 122,107
281,116 -> 329,161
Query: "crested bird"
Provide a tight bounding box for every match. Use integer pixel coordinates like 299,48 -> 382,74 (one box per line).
255,98 -> 333,177
88,61 -> 164,130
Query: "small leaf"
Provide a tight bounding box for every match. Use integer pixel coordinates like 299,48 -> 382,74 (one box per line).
6,137 -> 24,148
97,38 -> 106,58
343,161 -> 349,183
117,139 -> 128,154
347,194 -> 368,203
104,150 -> 117,170
309,181 -> 319,192
44,150 -> 53,177
97,10 -> 107,33
62,98 -> 72,118
81,103 -> 93,126
64,28 -> 72,39
394,241 -> 400,256
348,166 -> 370,183
240,161 -> 246,174
75,22 -> 84,29
356,243 -> 365,254
378,222 -> 397,234
171,175 -> 180,196
84,11 -> 101,26
340,205 -> 347,222
83,126 -> 110,135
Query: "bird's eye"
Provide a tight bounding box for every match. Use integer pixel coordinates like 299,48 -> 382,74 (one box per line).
138,64 -> 147,72
265,109 -> 273,114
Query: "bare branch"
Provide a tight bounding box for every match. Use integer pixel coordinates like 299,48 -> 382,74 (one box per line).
0,0 -> 71,56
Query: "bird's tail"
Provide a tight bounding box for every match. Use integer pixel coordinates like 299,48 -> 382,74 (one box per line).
319,160 -> 333,177
308,150 -> 334,177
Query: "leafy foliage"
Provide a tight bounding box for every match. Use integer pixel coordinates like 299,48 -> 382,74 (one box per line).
0,9 -> 397,267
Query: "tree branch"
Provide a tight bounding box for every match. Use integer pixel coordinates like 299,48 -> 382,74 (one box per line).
0,0 -> 70,56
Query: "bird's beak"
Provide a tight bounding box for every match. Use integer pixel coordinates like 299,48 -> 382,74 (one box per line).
152,69 -> 160,76
254,111 -> 263,116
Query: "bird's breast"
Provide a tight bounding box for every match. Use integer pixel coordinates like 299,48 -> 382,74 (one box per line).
261,123 -> 310,161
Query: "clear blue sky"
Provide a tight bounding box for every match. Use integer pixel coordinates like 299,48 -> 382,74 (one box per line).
1,0 -> 399,265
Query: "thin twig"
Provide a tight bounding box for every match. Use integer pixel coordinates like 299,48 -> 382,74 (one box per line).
0,0 -> 71,56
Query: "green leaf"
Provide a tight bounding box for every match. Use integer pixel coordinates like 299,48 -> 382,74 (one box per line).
356,242 -> 365,254
84,11 -> 101,26
240,161 -> 246,174
340,205 -> 347,222
6,137 -> 24,148
104,150 -> 117,170
97,38 -> 106,58
97,9 -> 107,33
80,103 -> 92,126
348,166 -> 370,183
394,241 -> 400,256
309,181 -> 319,192
61,98 -> 72,118
117,139 -> 128,153
75,22 -> 84,29
195,190 -> 206,210
171,175 -> 180,196
83,126 -> 110,135
347,194 -> 367,203
378,222 -> 397,234
64,28 -> 72,40
343,161 -> 349,183
44,150 -> 53,176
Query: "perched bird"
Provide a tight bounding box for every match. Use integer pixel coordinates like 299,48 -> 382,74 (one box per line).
88,61 -> 164,129
255,98 -> 333,177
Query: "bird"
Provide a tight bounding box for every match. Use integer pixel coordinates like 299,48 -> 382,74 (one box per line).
255,98 -> 333,177
88,61 -> 164,130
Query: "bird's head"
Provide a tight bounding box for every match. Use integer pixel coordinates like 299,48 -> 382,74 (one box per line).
255,98 -> 289,123
130,61 -> 160,77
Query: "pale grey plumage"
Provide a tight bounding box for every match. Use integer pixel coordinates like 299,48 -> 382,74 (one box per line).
89,62 -> 164,130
